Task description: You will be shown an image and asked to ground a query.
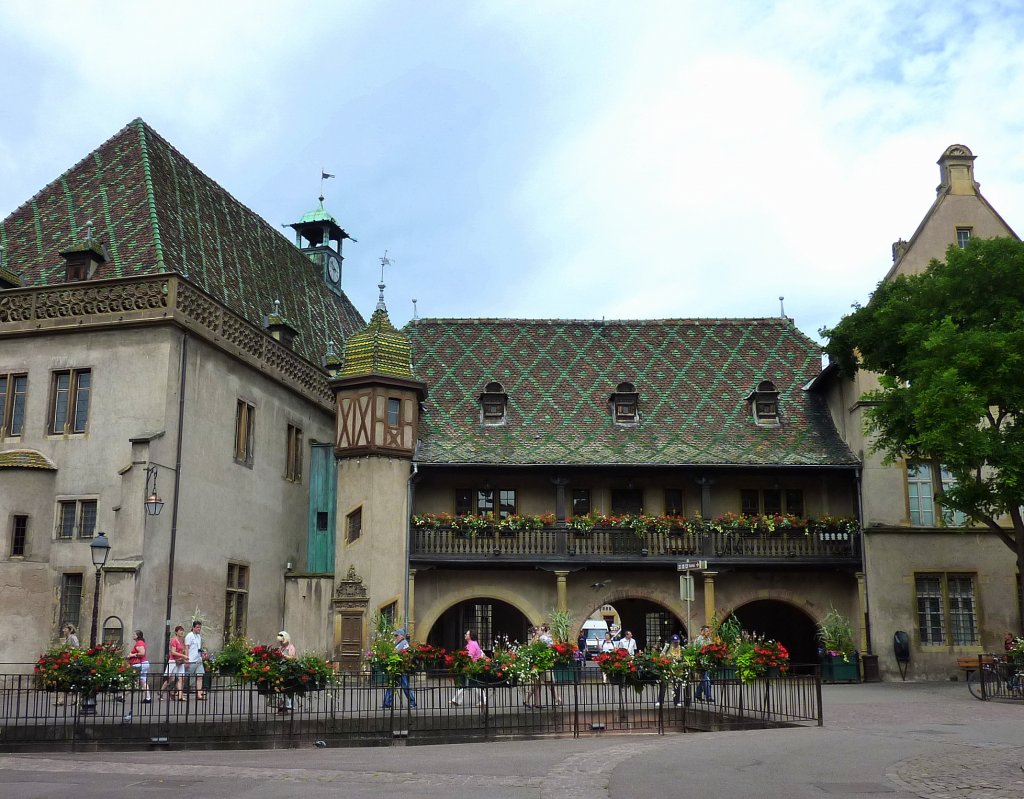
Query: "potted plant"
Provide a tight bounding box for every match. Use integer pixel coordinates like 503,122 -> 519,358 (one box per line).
409,642 -> 447,672
594,648 -> 645,693
817,606 -> 859,683
753,639 -> 790,677
213,635 -> 252,676
365,617 -> 410,686
34,644 -> 135,702
567,512 -> 601,536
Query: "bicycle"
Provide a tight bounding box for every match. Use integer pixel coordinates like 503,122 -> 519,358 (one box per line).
961,654 -> 1024,700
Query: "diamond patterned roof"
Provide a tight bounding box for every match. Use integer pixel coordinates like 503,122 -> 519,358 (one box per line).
0,119 -> 365,365
404,318 -> 857,467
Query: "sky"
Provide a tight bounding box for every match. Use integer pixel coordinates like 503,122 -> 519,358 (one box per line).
2,1 -> 1024,341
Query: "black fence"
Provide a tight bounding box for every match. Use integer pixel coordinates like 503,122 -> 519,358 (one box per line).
0,666 -> 823,752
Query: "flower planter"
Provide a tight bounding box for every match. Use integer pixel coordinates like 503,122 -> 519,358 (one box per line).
713,667 -> 737,681
553,664 -> 580,684
820,654 -> 860,684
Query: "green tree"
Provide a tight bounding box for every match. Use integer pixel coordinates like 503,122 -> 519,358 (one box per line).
823,237 -> 1024,628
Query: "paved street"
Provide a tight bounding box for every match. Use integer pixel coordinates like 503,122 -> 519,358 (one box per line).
1,681 -> 1022,798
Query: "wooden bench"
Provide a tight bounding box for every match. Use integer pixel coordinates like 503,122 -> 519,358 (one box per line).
957,655 -> 994,670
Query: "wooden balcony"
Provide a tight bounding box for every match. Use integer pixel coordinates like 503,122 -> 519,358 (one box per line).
410,525 -> 861,569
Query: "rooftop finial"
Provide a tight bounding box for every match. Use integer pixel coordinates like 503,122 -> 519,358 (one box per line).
273,298 -> 282,316
412,298 -> 418,321
779,296 -> 785,317
84,219 -> 94,241
377,250 -> 392,312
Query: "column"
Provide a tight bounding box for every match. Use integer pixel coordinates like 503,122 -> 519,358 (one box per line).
855,571 -> 868,652
702,571 -> 718,625
555,570 -> 569,612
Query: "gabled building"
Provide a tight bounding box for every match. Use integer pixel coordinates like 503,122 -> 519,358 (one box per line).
817,145 -> 1021,679
0,120 -> 363,664
319,313 -> 864,668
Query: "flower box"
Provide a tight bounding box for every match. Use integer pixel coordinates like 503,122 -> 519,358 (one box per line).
820,653 -> 860,684
553,664 -> 580,684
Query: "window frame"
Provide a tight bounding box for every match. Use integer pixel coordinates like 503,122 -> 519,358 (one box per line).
915,572 -> 978,647
10,514 -> 28,557
234,399 -> 256,467
48,368 -> 91,435
572,488 -> 592,517
224,562 -> 250,642
956,227 -> 972,248
0,373 -> 28,437
739,488 -> 804,518
663,489 -> 683,517
346,506 -> 362,543
285,423 -> 303,482
454,487 -> 518,519
386,397 -> 401,427
55,498 -> 98,540
59,572 -> 84,630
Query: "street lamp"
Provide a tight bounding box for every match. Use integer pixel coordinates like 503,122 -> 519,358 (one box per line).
89,532 -> 111,648
145,466 -> 164,516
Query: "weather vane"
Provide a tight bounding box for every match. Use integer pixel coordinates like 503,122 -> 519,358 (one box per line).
320,169 -> 335,201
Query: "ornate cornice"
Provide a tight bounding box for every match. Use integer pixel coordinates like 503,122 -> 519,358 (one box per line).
0,273 -> 333,408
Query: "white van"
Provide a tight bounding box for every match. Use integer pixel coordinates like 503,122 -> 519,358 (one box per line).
581,619 -> 610,658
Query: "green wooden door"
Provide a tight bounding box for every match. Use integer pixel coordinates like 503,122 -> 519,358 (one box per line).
307,443 -> 336,573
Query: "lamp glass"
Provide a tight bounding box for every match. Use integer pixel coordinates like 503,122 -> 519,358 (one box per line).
90,532 -> 111,568
145,493 -> 164,516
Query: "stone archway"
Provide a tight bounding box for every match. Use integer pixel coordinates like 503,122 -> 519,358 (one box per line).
416,586 -> 542,646
423,598 -> 532,651
583,595 -> 686,652
728,599 -> 819,668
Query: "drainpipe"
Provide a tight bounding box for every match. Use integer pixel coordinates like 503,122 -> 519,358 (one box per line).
855,466 -> 872,653
162,331 -> 189,665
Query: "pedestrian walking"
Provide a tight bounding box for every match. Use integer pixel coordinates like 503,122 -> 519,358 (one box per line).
382,629 -> 417,709
450,629 -> 486,707
128,630 -> 152,703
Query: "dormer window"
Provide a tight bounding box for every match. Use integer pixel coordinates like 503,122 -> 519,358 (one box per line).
480,381 -> 508,426
610,381 -> 639,425
748,380 -> 781,426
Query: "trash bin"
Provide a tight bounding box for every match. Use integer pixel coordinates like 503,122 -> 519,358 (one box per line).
861,653 -> 880,682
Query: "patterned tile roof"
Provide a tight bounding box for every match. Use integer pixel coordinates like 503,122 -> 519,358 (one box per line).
0,449 -> 57,470
0,119 -> 364,364
404,318 -> 858,467
340,303 -> 415,380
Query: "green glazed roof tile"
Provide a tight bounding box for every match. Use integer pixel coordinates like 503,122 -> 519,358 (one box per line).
404,318 -> 858,467
1,119 -> 365,364
0,449 -> 57,470
341,305 -> 414,379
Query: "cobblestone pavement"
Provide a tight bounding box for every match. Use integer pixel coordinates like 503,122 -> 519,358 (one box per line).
1,682 -> 1022,798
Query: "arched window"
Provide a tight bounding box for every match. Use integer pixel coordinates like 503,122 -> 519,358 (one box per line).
609,381 -> 639,425
747,380 -> 781,426
480,381 -> 508,426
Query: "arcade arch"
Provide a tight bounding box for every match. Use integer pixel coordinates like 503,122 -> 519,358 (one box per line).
423,598 -> 532,651
727,599 -> 819,667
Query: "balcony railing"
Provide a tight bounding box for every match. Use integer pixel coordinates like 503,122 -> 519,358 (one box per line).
410,525 -> 860,564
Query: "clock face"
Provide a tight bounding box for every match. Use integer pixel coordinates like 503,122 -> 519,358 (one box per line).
326,254 -> 341,284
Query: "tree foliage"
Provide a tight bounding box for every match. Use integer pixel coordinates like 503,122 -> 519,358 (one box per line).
822,237 -> 1024,552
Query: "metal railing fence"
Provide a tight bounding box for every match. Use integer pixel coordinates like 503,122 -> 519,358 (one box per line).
0,665 -> 822,752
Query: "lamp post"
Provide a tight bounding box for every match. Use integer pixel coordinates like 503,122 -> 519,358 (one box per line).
89,532 -> 111,648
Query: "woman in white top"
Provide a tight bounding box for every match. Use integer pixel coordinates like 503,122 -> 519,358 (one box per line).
277,631 -> 297,712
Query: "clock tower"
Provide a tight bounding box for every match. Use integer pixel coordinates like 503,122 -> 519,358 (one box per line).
289,196 -> 352,296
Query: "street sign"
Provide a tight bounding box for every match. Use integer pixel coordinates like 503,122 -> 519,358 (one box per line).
677,560 -> 707,571
679,574 -> 694,601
